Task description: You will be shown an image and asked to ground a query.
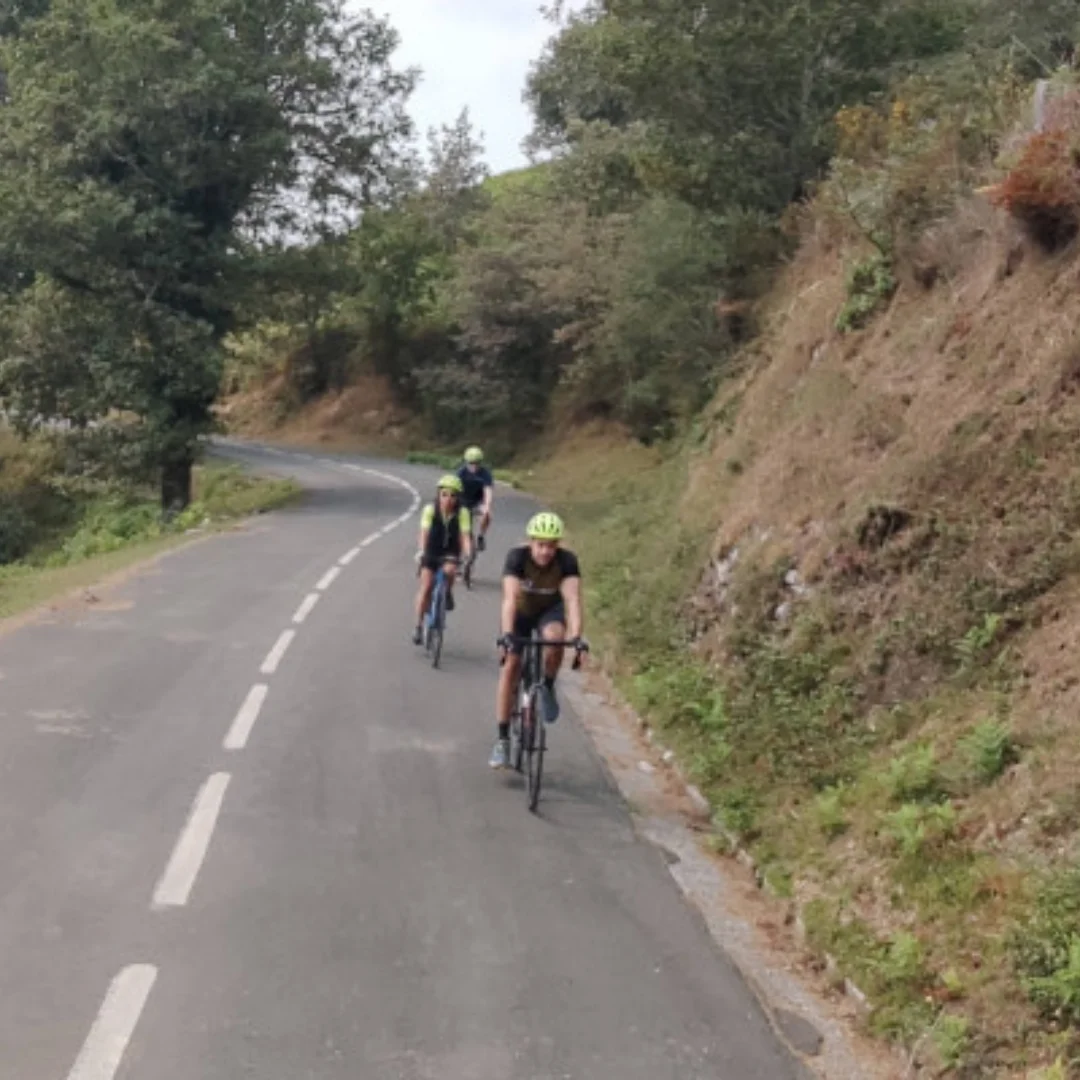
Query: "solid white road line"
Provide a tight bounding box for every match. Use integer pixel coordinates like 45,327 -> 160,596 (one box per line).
316,566 -> 340,591
292,592 -> 320,625
260,629 -> 295,675
152,773 -> 231,908
223,684 -> 269,751
66,965 -> 158,1080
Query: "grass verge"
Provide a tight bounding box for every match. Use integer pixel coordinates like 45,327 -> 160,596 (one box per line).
0,462 -> 298,622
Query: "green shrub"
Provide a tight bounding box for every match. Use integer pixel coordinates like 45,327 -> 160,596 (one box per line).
814,785 -> 850,839
883,800 -> 957,857
1011,865 -> 1080,1023
0,502 -> 33,564
960,719 -> 1017,784
885,743 -> 944,803
932,1013 -> 970,1068
836,253 -> 897,332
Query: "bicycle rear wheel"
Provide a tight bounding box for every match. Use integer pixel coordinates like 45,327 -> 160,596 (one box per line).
525,685 -> 545,812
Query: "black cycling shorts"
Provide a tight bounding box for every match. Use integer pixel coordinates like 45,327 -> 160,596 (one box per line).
509,600 -> 566,655
420,553 -> 459,572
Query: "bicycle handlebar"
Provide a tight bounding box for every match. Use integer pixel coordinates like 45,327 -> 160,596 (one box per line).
497,636 -> 589,670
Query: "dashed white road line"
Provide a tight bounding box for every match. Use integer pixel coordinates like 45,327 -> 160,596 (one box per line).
224,684 -> 269,751
66,964 -> 158,1080
316,566 -> 341,591
292,592 -> 320,625
152,773 -> 231,908
260,629 -> 295,675
359,534 -> 379,548
339,546 -> 361,566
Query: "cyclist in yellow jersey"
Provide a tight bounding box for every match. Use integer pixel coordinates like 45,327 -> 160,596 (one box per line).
413,475 -> 473,645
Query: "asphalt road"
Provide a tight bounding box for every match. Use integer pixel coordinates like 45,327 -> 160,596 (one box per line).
0,443 -> 804,1080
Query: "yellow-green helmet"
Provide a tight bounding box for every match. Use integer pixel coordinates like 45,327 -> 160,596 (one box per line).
463,446 -> 484,464
437,473 -> 463,494
526,511 -> 564,541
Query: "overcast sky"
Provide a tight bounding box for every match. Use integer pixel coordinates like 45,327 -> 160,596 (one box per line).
369,1 -> 569,175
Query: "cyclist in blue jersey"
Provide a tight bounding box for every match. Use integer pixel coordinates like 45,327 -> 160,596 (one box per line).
456,445 -> 494,553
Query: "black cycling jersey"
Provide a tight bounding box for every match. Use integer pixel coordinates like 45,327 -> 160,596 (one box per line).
503,546 -> 580,619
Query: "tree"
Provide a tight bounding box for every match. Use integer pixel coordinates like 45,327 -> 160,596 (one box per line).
0,0 -> 414,508
527,0 -> 966,214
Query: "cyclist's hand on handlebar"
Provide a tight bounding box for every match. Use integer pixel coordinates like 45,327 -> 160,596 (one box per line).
570,636 -> 590,670
496,632 -> 513,664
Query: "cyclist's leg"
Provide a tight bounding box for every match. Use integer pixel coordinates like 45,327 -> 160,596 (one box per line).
414,563 -> 435,637
442,556 -> 458,610
492,613 -> 529,767
442,557 -> 458,581
537,603 -> 567,722
479,500 -> 492,548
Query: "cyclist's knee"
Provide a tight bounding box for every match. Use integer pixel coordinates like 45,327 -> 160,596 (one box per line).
541,622 -> 566,641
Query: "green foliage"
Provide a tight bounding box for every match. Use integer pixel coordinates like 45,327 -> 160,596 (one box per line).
0,0 -> 414,507
835,253 -> 897,332
803,904 -> 937,1041
1012,866 -> 1080,1024
527,0 -> 965,216
0,503 -> 33,565
814,786 -> 850,839
932,1013 -> 971,1068
1028,1059 -> 1068,1080
955,613 -> 1004,669
1025,938 -> 1080,1026
885,743 -> 945,803
960,719 -> 1018,784
883,801 -> 957,857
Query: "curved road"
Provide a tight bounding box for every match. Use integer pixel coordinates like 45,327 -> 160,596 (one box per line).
0,443 -> 805,1080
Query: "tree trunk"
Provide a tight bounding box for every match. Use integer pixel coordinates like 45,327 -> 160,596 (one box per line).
161,455 -> 193,515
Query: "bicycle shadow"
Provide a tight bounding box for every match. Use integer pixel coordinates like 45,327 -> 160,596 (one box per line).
499,765 -> 627,824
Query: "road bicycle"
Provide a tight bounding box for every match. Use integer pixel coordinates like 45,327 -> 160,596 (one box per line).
419,558 -> 459,669
501,633 -> 587,812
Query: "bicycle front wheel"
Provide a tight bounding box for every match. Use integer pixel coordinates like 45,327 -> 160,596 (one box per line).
525,686 -> 546,812
430,583 -> 445,668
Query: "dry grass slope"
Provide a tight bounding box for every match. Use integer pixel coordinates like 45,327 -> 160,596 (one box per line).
534,208 -> 1080,1074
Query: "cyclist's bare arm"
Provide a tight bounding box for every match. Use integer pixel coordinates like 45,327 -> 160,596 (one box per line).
501,575 -> 522,636
560,575 -> 584,640
417,525 -> 430,554
482,484 -> 494,515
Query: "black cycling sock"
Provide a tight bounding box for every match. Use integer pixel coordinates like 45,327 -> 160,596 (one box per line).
498,722 -> 510,740
543,675 -> 556,691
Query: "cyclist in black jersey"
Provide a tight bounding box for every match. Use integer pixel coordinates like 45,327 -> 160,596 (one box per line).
490,511 -> 585,769
456,445 -> 493,552
412,474 -> 473,645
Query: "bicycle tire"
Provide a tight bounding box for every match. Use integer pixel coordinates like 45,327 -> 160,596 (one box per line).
431,580 -> 445,669
526,684 -> 545,812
